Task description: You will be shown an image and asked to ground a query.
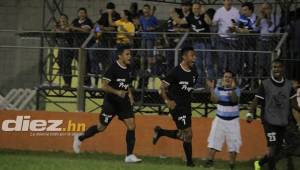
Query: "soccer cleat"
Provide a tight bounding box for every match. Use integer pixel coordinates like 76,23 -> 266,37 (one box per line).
254,160 -> 261,170
152,126 -> 161,145
125,154 -> 142,163
73,133 -> 83,154
186,161 -> 195,167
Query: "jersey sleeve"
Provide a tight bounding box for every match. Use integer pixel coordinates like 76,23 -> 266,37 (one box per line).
162,69 -> 176,86
103,66 -> 114,82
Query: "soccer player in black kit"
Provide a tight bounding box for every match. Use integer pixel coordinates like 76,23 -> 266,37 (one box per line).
152,46 -> 197,167
73,44 -> 142,163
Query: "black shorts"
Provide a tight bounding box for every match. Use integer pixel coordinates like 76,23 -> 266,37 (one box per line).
99,97 -> 134,126
263,123 -> 286,147
170,105 -> 192,130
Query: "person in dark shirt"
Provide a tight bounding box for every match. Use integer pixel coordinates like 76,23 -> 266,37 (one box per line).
53,14 -> 74,87
73,44 -> 142,163
152,46 -> 197,167
70,7 -> 94,87
97,2 -> 121,48
247,59 -> 300,170
88,3 -> 120,87
172,2 -> 214,88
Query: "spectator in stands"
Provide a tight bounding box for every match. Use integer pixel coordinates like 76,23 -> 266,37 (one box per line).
236,2 -> 257,32
204,70 -> 241,170
180,1 -> 193,30
255,2 -> 280,78
97,2 -> 120,48
70,7 -> 94,87
235,2 -> 258,90
108,10 -> 135,46
166,8 -> 187,71
71,7 -> 93,34
139,4 -> 158,74
88,3 -> 120,88
212,0 -> 240,78
172,2 -> 213,88
54,14 -> 73,87
213,0 -> 241,76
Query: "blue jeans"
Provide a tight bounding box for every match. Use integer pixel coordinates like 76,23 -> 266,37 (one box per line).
217,37 -> 241,77
193,41 -> 215,87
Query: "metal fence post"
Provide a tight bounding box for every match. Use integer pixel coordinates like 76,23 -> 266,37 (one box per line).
174,32 -> 189,66
77,48 -> 86,112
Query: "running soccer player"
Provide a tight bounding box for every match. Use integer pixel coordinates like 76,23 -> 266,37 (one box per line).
152,46 -> 197,167
204,70 -> 241,170
73,44 -> 142,163
247,59 -> 300,170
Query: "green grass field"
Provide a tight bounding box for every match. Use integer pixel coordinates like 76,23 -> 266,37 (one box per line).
0,150 -> 299,170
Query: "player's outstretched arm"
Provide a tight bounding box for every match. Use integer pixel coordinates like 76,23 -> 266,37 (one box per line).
101,79 -> 127,98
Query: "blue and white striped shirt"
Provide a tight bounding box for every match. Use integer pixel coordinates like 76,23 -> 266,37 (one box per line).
215,87 -> 241,120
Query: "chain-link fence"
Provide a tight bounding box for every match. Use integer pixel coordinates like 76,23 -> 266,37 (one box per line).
0,30 -> 288,116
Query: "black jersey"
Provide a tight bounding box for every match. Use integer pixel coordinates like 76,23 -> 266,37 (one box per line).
103,61 -> 132,100
185,13 -> 210,33
162,64 -> 197,105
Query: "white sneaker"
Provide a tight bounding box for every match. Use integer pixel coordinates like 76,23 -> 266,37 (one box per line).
124,154 -> 142,163
73,133 -> 83,154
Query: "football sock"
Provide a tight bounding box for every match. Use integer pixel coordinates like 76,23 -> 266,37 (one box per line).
126,130 -> 135,156
79,125 -> 99,141
183,142 -> 193,163
159,129 -> 179,139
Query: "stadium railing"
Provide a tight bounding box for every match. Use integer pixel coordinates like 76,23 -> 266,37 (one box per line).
0,30 -> 289,116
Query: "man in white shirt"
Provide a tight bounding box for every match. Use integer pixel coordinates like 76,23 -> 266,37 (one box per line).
213,0 -> 240,78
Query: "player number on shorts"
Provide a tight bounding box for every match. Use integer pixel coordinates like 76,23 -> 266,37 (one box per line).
178,115 -> 187,125
267,132 -> 276,142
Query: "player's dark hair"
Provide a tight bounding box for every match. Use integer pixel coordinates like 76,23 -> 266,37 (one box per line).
143,4 -> 151,9
106,2 -> 116,10
272,59 -> 284,66
241,2 -> 254,12
78,7 -> 87,13
116,44 -> 131,56
60,13 -> 68,20
181,46 -> 194,57
123,10 -> 133,22
224,69 -> 236,78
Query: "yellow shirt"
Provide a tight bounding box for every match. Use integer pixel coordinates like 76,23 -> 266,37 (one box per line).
115,19 -> 135,44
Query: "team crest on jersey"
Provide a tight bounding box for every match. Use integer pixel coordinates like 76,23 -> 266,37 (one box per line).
179,81 -> 193,92
117,78 -> 129,89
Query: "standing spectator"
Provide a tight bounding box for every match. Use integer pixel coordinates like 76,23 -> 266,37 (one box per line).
180,1 -> 193,31
166,8 -> 187,71
108,10 -> 135,46
237,2 -> 257,88
173,2 -> 213,88
204,71 -> 241,170
139,4 -> 158,73
71,7 -> 94,87
212,0 -> 240,77
89,3 -> 120,87
247,59 -> 300,170
256,2 -> 280,78
97,2 -> 120,49
54,14 -> 73,87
